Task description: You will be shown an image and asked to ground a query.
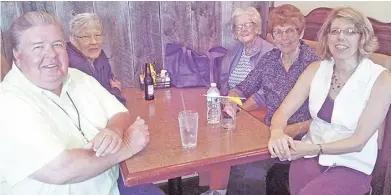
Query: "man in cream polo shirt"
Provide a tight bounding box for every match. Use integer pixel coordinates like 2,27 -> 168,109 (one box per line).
0,11 -> 163,195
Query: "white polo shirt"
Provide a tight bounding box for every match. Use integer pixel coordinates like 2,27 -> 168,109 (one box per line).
0,66 -> 128,195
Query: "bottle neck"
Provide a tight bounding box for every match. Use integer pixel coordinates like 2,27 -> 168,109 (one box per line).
145,64 -> 151,75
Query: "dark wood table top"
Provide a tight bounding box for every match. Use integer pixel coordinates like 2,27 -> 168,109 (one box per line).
120,87 -> 271,186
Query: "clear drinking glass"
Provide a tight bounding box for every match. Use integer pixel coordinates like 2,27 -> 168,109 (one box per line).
178,110 -> 199,149
221,99 -> 237,130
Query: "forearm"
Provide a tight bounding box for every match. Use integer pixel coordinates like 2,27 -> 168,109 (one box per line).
284,120 -> 311,138
233,69 -> 263,98
234,85 -> 258,98
106,112 -> 132,138
270,111 -> 288,136
31,147 -> 132,185
241,96 -> 259,111
320,136 -> 367,155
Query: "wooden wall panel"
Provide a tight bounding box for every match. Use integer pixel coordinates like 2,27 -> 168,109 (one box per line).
0,1 -> 22,67
54,1 -> 94,39
160,1 -> 193,66
93,1 -> 134,88
190,1 -> 221,53
19,1 -> 55,14
1,1 -> 271,86
128,1 -> 162,87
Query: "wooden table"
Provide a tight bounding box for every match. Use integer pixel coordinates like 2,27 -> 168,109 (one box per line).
120,87 -> 271,190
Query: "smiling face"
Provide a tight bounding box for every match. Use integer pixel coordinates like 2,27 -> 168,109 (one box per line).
327,17 -> 361,61
13,24 -> 68,91
234,14 -> 260,45
70,21 -> 103,62
272,24 -> 303,55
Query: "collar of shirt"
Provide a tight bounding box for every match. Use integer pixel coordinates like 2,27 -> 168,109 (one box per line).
240,36 -> 272,58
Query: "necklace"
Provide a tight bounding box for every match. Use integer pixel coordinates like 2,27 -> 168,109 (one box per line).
48,92 -> 88,143
331,71 -> 344,90
331,66 -> 356,91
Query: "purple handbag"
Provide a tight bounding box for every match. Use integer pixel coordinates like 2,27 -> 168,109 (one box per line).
164,43 -> 227,88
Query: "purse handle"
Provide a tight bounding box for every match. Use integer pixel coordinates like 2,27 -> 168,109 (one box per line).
180,46 -> 227,87
184,48 -> 209,87
205,47 -> 227,84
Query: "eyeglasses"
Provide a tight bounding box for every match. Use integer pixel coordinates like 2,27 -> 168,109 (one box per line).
75,34 -> 103,42
234,22 -> 255,32
272,28 -> 298,39
328,28 -> 361,36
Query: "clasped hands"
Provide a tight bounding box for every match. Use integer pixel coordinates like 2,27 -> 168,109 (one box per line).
268,130 -> 317,161
84,116 -> 150,157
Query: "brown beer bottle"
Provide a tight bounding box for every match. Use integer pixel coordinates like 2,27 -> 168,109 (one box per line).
144,63 -> 155,100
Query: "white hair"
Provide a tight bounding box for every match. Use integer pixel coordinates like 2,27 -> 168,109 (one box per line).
231,7 -> 262,34
10,11 -> 64,50
69,13 -> 102,35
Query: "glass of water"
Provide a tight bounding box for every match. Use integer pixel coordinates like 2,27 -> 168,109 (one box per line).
221,98 -> 237,130
178,110 -> 198,149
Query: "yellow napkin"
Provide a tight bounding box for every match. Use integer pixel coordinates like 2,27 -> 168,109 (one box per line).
228,96 -> 243,106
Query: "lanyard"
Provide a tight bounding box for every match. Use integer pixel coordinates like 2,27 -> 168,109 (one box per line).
48,92 -> 88,143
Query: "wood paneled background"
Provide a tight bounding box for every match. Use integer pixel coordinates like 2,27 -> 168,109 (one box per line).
1,1 -> 272,87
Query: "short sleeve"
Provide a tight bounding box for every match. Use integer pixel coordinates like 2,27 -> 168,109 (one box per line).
0,94 -> 65,186
84,74 -> 128,119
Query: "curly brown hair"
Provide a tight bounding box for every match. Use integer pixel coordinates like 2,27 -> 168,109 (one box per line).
267,4 -> 306,35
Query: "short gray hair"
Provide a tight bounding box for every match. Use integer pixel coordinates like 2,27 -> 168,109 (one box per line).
69,13 -> 103,36
231,7 -> 262,35
9,11 -> 64,50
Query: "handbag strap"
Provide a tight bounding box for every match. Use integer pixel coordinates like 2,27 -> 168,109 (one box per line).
185,48 -> 208,87
205,47 -> 227,84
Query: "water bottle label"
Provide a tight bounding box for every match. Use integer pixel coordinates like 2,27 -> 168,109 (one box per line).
147,85 -> 154,95
207,96 -> 220,104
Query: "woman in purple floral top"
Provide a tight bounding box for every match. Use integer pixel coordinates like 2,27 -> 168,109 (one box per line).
230,5 -> 320,135
225,4 -> 320,195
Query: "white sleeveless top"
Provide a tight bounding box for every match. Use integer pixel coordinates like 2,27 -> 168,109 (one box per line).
302,58 -> 387,175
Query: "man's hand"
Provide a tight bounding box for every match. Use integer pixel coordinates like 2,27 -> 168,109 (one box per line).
84,128 -> 123,157
122,116 -> 150,157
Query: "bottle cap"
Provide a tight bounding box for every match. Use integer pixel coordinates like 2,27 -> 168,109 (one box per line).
210,83 -> 217,87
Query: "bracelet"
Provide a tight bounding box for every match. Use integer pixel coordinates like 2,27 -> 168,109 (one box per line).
317,144 -> 323,155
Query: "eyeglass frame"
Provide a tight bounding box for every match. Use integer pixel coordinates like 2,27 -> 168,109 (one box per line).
328,28 -> 362,36
74,34 -> 103,43
233,22 -> 256,32
272,28 -> 299,39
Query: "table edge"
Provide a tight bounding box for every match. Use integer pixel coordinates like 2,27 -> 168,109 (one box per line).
120,147 -> 271,187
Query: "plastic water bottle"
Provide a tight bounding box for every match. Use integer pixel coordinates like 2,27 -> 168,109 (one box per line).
207,83 -> 221,124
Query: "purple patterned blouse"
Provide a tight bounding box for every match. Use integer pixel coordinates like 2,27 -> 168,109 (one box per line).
234,41 -> 320,126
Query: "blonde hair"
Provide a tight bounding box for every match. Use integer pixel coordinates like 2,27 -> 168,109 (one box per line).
231,7 -> 262,35
69,13 -> 102,36
317,7 -> 379,60
9,11 -> 64,51
267,4 -> 305,34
